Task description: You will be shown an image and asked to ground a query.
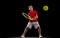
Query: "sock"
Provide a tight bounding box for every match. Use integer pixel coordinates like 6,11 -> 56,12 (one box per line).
39,33 -> 40,35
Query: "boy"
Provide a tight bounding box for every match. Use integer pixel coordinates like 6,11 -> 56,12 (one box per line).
21,5 -> 42,38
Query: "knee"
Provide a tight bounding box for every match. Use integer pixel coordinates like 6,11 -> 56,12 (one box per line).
38,25 -> 40,27
25,27 -> 29,29
38,26 -> 40,29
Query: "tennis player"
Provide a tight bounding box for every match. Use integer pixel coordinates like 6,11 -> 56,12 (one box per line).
21,5 -> 42,37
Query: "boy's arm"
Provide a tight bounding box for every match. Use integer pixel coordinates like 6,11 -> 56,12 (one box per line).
34,10 -> 38,19
35,14 -> 38,18
33,14 -> 38,20
29,15 -> 34,20
29,14 -> 38,20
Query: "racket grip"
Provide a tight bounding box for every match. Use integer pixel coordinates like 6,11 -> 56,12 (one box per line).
29,18 -> 34,20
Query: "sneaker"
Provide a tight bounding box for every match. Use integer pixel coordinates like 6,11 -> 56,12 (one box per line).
21,34 -> 25,38
39,35 -> 42,38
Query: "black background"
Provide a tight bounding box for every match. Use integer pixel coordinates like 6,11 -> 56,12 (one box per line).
0,0 -> 56,37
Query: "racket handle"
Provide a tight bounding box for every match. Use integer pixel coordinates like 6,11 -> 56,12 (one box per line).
29,16 -> 34,20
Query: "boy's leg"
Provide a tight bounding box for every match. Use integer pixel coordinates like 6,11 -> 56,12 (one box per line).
21,27 -> 29,37
38,26 -> 42,35
38,26 -> 41,35
33,22 -> 42,37
37,24 -> 42,37
21,22 -> 32,37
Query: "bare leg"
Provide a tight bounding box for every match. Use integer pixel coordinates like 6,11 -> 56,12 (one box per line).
37,26 -> 42,37
22,27 -> 29,36
38,26 -> 41,35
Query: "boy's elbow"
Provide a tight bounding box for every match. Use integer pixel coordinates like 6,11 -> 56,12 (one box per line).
36,16 -> 38,18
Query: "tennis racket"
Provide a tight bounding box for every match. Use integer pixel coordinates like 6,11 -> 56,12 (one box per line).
22,12 -> 31,19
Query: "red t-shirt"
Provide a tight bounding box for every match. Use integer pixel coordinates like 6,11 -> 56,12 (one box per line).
28,10 -> 38,22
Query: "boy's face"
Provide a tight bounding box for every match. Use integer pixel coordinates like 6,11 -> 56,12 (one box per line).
28,6 -> 33,11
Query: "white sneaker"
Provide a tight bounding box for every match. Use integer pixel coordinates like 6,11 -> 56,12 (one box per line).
39,35 -> 42,38
21,34 -> 25,38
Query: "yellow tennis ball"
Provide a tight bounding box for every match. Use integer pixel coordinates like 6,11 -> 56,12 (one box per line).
43,5 -> 48,11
